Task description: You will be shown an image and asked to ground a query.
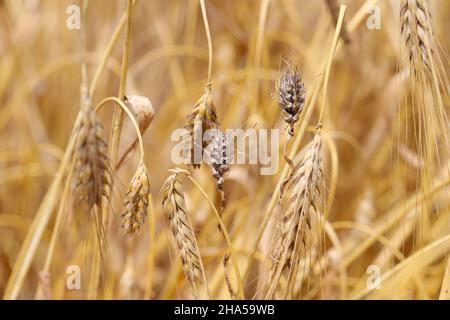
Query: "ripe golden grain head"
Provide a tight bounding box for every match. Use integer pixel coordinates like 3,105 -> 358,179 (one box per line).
184,84 -> 219,169
121,160 -> 150,236
265,127 -> 323,298
161,169 -> 207,294
400,0 -> 434,75
72,101 -> 110,210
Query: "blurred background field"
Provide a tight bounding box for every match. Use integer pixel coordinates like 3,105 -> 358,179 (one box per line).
1,0 -> 450,300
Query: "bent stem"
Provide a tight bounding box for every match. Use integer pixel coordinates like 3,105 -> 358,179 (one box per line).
282,134 -> 294,172
89,95 -> 143,298
96,97 -> 145,158
185,173 -> 245,299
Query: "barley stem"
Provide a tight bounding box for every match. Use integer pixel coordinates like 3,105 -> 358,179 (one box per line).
185,174 -> 245,299
90,0 -> 138,95
199,0 -> 213,84
107,0 -> 133,181
96,97 -> 145,158
144,194 -> 156,299
80,0 -> 89,96
252,0 -> 271,112
318,5 -> 346,124
42,167 -> 73,274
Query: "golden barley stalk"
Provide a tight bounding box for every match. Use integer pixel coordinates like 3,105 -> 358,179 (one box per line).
324,0 -> 351,44
265,127 -> 323,299
161,169 -> 209,297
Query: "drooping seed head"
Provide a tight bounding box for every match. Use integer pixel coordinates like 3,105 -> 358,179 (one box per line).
72,100 -> 110,210
121,160 -> 150,236
184,84 -> 219,169
161,169 -> 206,292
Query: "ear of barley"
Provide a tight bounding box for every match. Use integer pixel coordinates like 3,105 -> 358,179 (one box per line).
265,127 -> 323,298
121,160 -> 150,236
161,170 -> 208,297
184,84 -> 219,169
277,65 -> 305,137
400,0 -> 433,75
72,99 -> 110,210
207,129 -> 233,212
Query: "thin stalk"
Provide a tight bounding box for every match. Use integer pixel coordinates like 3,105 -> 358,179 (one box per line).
199,0 -> 213,84
89,1 -> 135,297
108,0 -> 133,169
318,5 -> 346,123
90,0 -> 138,95
186,174 -> 245,299
249,0 -> 270,114
41,168 -> 73,274
96,97 -> 145,158
144,194 -> 156,299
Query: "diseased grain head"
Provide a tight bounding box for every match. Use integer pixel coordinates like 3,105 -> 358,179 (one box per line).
121,160 -> 150,236
277,65 -> 305,136
184,84 -> 219,169
161,169 -> 207,294
207,129 -> 233,211
72,100 -> 110,211
400,0 -> 434,75
265,126 -> 323,298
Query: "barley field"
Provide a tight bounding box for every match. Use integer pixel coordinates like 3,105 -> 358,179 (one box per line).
1,0 -> 450,300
